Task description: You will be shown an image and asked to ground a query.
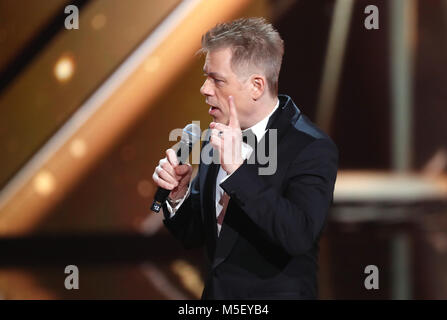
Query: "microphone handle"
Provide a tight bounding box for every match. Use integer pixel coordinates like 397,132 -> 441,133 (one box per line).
150,142 -> 192,213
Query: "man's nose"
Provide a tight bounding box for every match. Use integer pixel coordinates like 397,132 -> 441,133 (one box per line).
200,78 -> 213,96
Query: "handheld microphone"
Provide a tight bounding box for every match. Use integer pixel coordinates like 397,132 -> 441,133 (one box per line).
150,123 -> 201,213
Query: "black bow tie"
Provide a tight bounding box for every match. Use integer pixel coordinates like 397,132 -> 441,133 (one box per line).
242,129 -> 258,150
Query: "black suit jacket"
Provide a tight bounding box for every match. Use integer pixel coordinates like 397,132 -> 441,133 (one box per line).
163,95 -> 338,299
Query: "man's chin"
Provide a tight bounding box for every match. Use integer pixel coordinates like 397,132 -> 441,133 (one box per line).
217,120 -> 230,126
210,116 -> 226,124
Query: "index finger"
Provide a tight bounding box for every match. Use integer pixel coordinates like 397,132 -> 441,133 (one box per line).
228,96 -> 240,129
166,149 -> 179,167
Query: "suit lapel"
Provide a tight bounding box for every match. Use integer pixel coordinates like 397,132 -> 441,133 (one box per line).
199,142 -> 219,260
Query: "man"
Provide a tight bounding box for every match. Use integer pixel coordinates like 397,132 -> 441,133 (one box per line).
152,17 -> 338,299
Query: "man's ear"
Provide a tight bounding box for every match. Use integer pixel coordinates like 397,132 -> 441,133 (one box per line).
251,75 -> 266,100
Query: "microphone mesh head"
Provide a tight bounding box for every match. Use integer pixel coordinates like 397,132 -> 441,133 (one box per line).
182,123 -> 201,145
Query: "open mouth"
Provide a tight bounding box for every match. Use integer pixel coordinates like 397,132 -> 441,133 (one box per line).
208,105 -> 220,116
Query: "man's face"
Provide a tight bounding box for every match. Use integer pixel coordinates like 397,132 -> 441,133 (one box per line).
200,47 -> 252,128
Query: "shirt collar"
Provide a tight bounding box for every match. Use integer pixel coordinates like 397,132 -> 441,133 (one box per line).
242,98 -> 279,142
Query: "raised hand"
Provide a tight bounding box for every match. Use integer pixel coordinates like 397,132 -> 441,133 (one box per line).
209,96 -> 243,174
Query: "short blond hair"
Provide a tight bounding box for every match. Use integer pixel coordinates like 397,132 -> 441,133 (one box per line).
199,17 -> 284,97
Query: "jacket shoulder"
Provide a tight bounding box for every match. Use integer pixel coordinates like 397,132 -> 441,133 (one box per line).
289,113 -> 338,154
